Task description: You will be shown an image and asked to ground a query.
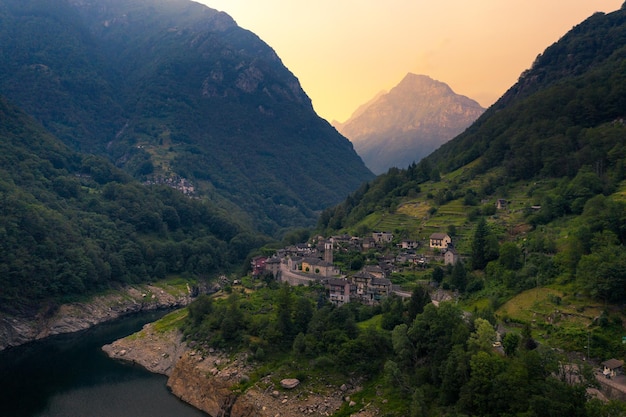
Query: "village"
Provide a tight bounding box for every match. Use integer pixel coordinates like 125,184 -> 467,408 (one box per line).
249,231 -> 626,400
250,231 -> 461,306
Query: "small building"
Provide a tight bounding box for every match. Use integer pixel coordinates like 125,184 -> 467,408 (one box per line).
444,246 -> 460,265
265,256 -> 282,277
352,271 -> 376,296
372,231 -> 393,244
301,257 -> 339,277
601,359 -> 624,379
362,237 -> 376,250
400,240 -> 418,249
369,277 -> 392,297
325,278 -> 353,305
295,243 -> 314,256
287,256 -> 303,271
496,199 -> 508,210
251,256 -> 267,276
330,234 -> 352,244
363,265 -> 386,279
429,233 -> 451,250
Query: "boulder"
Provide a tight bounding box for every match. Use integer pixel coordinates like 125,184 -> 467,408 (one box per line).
280,378 -> 300,389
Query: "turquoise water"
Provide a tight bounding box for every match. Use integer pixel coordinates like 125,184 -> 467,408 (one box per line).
0,312 -> 207,417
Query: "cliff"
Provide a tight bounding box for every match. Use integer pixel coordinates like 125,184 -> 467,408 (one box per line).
0,283 -> 192,351
103,322 -> 380,417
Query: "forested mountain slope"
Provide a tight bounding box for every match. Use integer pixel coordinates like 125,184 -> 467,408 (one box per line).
0,96 -> 267,313
427,5 -> 626,177
0,0 -> 373,235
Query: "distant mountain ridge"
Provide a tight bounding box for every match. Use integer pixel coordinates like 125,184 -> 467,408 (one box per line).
334,74 -> 484,174
320,5 -> 626,235
0,0 -> 373,235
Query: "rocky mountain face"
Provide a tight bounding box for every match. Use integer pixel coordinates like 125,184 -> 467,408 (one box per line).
334,74 -> 484,174
103,324 -> 372,417
0,0 -> 373,235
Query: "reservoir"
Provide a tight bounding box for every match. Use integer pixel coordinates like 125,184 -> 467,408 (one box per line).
0,312 -> 207,417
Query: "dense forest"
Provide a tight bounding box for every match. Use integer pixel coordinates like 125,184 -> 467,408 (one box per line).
0,97 -> 269,313
0,0 -> 373,236
180,281 -> 624,416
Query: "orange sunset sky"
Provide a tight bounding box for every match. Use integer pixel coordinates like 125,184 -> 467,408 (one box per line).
197,0 -> 623,123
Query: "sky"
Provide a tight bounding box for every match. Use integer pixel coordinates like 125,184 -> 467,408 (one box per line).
196,0 -> 623,123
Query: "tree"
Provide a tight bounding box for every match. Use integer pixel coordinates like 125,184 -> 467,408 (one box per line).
468,318 -> 496,353
407,286 -> 431,323
410,388 -> 427,417
432,266 -> 444,285
275,283 -> 295,344
450,260 -> 467,291
187,294 -> 213,325
459,351 -> 506,415
391,324 -> 416,369
439,344 -> 470,405
521,323 -> 537,350
293,296 -> 314,334
502,332 -> 520,356
471,217 -> 489,270
499,242 -> 522,270
381,296 -> 405,330
408,303 -> 468,370
220,294 -> 245,345
576,243 -> 626,303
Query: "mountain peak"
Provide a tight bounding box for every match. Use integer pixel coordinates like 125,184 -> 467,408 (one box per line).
336,74 -> 484,174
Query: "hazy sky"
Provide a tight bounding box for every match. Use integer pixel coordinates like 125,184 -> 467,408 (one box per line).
197,1 -> 623,123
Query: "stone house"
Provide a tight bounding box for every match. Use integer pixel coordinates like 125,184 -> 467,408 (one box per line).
400,240 -> 419,249
362,237 -> 376,250
372,231 -> 393,244
429,233 -> 451,250
363,265 -> 386,279
265,256 -> 282,277
301,257 -> 339,277
325,278 -> 354,306
602,359 -> 624,379
251,256 -> 267,277
444,246 -> 460,265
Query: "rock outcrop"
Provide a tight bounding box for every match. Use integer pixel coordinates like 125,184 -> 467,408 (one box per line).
103,323 -> 380,417
0,283 -> 192,351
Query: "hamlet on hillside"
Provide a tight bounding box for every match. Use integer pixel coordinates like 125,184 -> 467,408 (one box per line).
250,231 -> 463,306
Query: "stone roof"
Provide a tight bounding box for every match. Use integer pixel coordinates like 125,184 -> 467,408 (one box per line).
352,271 -> 375,279
302,257 -> 333,267
371,278 -> 392,287
602,359 -> 624,369
430,233 -> 449,239
326,278 -> 350,286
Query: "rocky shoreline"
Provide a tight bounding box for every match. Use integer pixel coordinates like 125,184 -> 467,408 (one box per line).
0,283 -> 192,351
103,323 -> 380,417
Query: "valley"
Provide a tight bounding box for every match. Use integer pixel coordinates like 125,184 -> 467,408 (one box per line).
0,0 -> 626,416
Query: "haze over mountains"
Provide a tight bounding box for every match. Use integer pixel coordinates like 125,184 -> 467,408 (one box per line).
321,4 -> 626,241
0,0 -> 373,235
334,74 -> 484,175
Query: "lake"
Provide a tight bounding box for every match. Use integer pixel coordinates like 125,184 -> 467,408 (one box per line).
0,312 -> 207,417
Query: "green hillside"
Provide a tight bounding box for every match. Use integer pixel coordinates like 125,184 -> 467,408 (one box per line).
318,5 -> 626,320
0,0 -> 373,236
0,96 -> 268,313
